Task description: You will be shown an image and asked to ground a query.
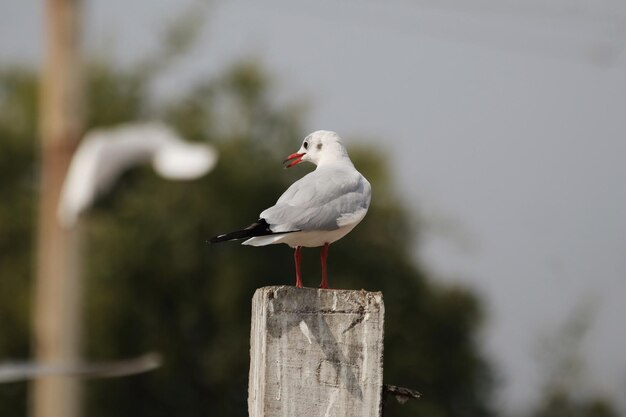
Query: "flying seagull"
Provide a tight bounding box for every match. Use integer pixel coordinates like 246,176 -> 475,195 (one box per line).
209,130 -> 371,289
57,122 -> 218,228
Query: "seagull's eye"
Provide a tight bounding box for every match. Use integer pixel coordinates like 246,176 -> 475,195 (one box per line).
303,141 -> 309,150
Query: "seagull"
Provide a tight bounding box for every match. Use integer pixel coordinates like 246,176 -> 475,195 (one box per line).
57,122 -> 218,228
209,130 -> 371,289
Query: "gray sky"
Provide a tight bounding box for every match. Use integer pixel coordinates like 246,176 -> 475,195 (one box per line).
3,0 -> 626,413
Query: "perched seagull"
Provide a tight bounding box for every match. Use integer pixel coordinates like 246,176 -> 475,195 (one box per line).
57,122 -> 218,228
209,130 -> 371,289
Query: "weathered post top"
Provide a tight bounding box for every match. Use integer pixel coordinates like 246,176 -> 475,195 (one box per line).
248,286 -> 385,417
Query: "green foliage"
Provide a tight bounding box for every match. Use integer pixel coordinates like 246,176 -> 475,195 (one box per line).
85,61 -> 147,127
528,302 -> 618,417
0,68 -> 38,417
532,391 -> 618,417
0,61 -> 496,417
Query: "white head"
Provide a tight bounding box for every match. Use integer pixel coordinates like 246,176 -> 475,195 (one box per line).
283,130 -> 351,168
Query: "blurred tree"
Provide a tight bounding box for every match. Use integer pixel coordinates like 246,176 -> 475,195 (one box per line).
531,391 -> 617,417
0,60 -> 496,417
0,68 -> 38,417
528,301 -> 618,417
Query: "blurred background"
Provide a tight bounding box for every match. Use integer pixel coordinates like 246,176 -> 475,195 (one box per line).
1,0 -> 625,416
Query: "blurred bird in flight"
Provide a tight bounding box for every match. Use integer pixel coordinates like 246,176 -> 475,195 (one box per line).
57,122 -> 217,228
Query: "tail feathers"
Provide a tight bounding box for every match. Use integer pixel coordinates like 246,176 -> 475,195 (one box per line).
209,219 -> 296,244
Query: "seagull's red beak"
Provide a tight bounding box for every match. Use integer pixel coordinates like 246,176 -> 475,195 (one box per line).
283,152 -> 305,168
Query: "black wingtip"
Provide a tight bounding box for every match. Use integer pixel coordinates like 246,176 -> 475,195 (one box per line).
208,219 -> 300,244
208,219 -> 273,244
208,234 -> 230,244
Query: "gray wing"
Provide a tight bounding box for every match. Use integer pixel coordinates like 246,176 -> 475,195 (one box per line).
260,166 -> 371,232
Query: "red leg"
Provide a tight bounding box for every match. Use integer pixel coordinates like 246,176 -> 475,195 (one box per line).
319,242 -> 330,289
294,246 -> 303,288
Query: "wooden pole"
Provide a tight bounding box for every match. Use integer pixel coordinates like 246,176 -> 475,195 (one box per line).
32,1 -> 84,417
249,286 -> 385,417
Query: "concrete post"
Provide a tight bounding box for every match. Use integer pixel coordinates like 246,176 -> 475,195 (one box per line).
248,286 -> 384,417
